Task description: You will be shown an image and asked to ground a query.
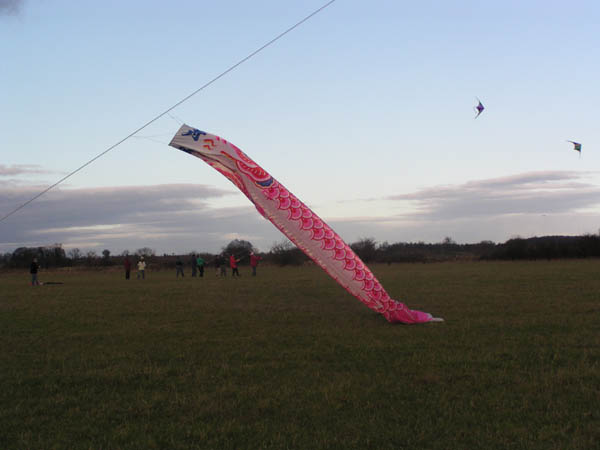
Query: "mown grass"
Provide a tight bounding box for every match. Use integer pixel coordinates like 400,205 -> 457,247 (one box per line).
1,260 -> 599,449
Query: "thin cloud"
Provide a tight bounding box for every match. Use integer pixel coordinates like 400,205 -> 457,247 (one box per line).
388,171 -> 600,220
0,0 -> 24,16
0,164 -> 57,176
317,171 -> 600,245
0,183 -> 234,227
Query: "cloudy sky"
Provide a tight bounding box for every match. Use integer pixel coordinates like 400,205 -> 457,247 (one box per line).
1,0 -> 599,254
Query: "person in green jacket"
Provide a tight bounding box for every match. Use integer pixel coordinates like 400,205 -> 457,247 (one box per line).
196,255 -> 205,277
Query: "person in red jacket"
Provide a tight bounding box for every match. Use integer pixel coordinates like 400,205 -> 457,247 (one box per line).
229,254 -> 241,277
124,255 -> 131,280
249,252 -> 262,276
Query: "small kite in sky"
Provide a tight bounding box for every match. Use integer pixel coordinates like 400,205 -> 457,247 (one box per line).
474,98 -> 485,118
567,140 -> 582,154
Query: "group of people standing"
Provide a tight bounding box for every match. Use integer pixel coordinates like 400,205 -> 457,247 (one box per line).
174,252 -> 262,278
178,255 -> 206,278
121,251 -> 263,280
27,251 -> 263,285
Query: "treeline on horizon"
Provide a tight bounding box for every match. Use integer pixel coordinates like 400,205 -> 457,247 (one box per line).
3,234 -> 600,270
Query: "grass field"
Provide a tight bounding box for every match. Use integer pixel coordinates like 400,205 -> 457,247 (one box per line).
1,260 -> 599,449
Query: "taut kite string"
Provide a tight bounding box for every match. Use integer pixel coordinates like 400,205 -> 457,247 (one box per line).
0,0 -> 336,224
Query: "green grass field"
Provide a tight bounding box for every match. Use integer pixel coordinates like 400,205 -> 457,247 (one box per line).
1,261 -> 599,449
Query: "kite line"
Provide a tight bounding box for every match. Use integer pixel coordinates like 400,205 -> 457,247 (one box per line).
0,0 -> 336,224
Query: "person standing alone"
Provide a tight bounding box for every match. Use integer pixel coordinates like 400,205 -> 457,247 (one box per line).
30,258 -> 40,286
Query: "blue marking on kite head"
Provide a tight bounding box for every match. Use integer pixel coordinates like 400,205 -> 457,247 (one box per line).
256,178 -> 274,187
181,129 -> 207,141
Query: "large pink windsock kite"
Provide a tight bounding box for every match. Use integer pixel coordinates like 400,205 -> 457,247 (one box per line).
170,125 -> 442,324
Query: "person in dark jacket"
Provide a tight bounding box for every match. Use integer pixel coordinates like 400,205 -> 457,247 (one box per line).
219,254 -> 227,276
30,258 -> 40,286
191,254 -> 197,277
176,257 -> 185,278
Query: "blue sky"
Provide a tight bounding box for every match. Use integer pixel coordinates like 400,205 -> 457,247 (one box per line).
1,0 -> 599,254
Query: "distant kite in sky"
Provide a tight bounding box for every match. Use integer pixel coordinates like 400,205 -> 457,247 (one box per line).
474,98 -> 485,118
170,125 -> 443,324
567,140 -> 582,154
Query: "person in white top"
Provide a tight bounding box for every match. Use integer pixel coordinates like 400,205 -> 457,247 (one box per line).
137,256 -> 146,279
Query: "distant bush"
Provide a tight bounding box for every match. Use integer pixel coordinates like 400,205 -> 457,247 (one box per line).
481,235 -> 600,260
4,233 -> 599,271
268,240 -> 308,266
8,244 -> 68,269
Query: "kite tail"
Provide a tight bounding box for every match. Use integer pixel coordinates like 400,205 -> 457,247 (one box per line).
383,300 -> 436,324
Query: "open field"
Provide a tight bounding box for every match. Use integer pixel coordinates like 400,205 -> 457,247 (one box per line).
1,260 -> 599,449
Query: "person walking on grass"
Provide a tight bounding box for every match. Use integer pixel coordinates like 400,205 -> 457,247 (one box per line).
30,257 -> 40,286
229,253 -> 241,277
124,255 -> 131,280
137,256 -> 146,279
249,251 -> 262,276
176,256 -> 184,278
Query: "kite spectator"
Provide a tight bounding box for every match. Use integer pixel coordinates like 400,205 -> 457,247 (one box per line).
196,255 -> 205,277
250,252 -> 262,276
124,255 -> 131,280
219,254 -> 227,277
30,258 -> 40,286
229,254 -> 241,277
176,257 -> 184,278
137,256 -> 146,279
213,255 -> 221,277
190,254 -> 197,277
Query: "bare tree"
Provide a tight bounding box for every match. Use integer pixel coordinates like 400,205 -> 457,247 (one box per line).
350,237 -> 378,263
269,240 -> 306,266
135,247 -> 155,257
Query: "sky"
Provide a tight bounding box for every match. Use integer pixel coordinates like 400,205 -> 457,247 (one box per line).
1,0 -> 599,255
